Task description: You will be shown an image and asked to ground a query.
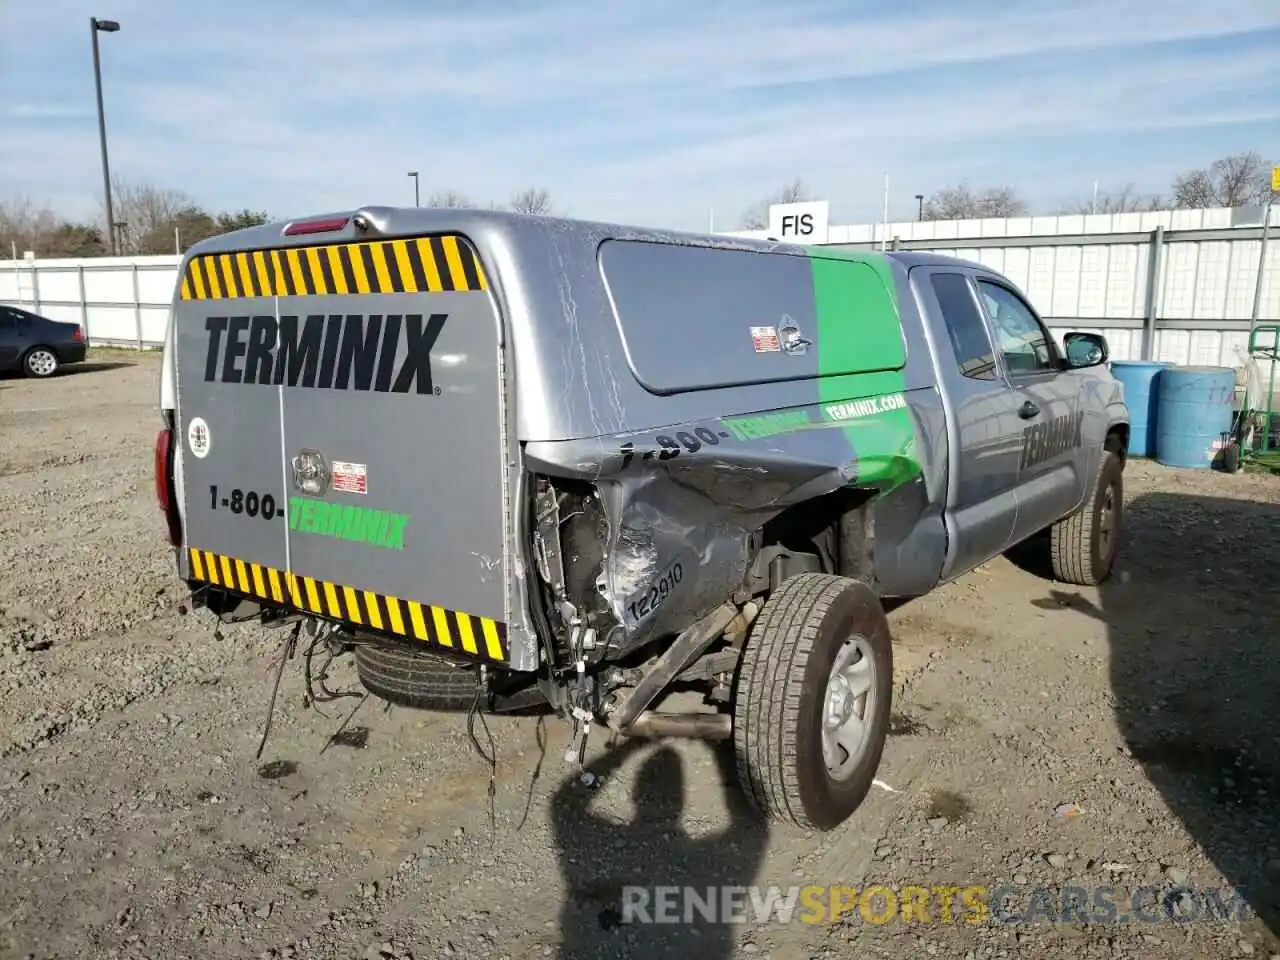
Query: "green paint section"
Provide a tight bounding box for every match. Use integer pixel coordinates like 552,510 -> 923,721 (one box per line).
809,253 -> 921,492
289,495 -> 409,551
722,384 -> 910,441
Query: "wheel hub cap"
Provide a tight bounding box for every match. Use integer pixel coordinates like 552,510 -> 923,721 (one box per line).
29,351 -> 55,376
822,635 -> 876,781
1100,486 -> 1116,554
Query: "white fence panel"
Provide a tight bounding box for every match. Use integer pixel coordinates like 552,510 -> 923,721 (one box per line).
5,207 -> 1280,354
1,254 -> 181,348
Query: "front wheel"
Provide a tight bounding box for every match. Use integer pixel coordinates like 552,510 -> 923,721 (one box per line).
732,573 -> 893,831
22,347 -> 59,379
1050,449 -> 1123,585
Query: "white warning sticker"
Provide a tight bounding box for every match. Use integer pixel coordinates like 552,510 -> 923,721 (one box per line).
751,326 -> 780,353
331,460 -> 368,495
187,416 -> 211,459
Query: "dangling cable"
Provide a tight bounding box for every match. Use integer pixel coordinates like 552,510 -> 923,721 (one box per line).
255,621 -> 300,760
465,667 -> 499,843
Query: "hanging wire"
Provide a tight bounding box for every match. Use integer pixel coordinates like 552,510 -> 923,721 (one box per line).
465,668 -> 499,843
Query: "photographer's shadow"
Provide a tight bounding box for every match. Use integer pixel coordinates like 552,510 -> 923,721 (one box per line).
550,738 -> 770,960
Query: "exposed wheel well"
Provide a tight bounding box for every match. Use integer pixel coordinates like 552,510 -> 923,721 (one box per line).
1105,424 -> 1129,467
757,487 -> 877,583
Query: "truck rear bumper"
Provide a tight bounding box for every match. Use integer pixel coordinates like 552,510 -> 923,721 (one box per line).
185,547 -> 513,666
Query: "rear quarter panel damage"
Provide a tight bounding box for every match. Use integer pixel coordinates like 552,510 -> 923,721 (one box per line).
526,244 -> 950,660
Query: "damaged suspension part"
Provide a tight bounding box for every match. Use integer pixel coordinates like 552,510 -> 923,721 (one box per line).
534,478 -> 602,768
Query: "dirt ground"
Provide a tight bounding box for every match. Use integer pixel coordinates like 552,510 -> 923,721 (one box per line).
1,353 -> 1278,960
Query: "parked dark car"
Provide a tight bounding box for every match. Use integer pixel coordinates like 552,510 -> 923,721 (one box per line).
0,306 -> 87,378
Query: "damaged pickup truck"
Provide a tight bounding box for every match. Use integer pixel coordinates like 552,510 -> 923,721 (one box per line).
154,207 -> 1129,831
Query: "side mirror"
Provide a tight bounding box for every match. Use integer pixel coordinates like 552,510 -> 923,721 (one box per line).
1063,332 -> 1109,369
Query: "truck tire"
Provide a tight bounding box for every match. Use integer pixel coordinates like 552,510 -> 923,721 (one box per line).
1050,449 -> 1123,586
353,641 -> 480,711
1222,441 -> 1241,474
732,573 -> 893,831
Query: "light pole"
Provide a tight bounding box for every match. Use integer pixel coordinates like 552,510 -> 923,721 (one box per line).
915,194 -> 924,221
408,171 -> 420,207
90,16 -> 120,255
1249,184 -> 1275,340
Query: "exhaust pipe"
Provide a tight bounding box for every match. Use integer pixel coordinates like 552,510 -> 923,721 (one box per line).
618,711 -> 732,741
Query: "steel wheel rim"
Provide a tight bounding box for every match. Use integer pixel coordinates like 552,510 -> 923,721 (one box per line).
821,634 -> 876,781
27,350 -> 56,376
1098,483 -> 1116,557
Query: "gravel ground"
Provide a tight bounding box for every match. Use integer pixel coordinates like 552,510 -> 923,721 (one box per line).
1,353 -> 1278,960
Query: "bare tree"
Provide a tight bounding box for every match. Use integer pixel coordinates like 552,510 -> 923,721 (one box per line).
0,196 -> 63,256
1058,183 -> 1165,215
507,187 -> 554,216
425,189 -> 473,209
1172,151 -> 1273,209
921,182 -> 1029,220
105,178 -> 195,254
739,177 -> 812,229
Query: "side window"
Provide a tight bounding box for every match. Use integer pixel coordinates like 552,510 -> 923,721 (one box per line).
0,311 -> 16,331
976,280 -> 1057,375
929,272 -> 997,380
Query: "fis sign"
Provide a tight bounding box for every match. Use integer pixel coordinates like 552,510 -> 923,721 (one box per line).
769,200 -> 830,244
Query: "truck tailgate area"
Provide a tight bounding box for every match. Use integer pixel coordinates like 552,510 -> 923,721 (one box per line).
172,232 -> 513,664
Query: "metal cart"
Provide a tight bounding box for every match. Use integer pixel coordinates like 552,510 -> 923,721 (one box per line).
1225,323 -> 1280,474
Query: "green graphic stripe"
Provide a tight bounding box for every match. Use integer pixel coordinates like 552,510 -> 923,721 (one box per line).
723,389 -> 910,442
810,252 -> 921,492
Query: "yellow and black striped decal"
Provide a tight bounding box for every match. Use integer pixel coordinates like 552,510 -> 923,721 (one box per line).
178,235 -> 488,301
187,547 -> 508,663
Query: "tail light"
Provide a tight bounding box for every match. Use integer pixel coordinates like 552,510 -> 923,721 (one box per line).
154,428 -> 182,546
72,326 -> 84,342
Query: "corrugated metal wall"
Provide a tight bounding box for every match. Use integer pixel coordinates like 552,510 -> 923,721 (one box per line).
0,255 -> 179,347
733,204 -> 1280,369
4,206 -> 1280,359
918,236 -> 1278,367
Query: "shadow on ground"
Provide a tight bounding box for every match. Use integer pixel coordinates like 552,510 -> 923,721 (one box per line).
62,361 -> 136,375
1017,489 -> 1280,946
550,738 -> 769,960
0,360 -> 136,380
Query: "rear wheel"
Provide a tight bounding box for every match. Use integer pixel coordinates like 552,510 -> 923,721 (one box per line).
732,573 -> 893,831
22,347 -> 59,379
354,641 -> 480,711
1050,449 -> 1123,585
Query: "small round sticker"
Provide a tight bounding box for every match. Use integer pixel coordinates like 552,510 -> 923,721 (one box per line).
187,416 -> 211,459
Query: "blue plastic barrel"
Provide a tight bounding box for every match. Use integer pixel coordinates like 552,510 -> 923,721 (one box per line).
1109,360 -> 1171,457
1155,365 -> 1237,469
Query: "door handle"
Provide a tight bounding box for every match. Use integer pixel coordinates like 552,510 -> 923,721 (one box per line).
1018,400 -> 1040,419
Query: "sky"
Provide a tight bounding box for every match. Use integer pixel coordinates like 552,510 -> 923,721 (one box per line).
2,0 -> 1279,232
